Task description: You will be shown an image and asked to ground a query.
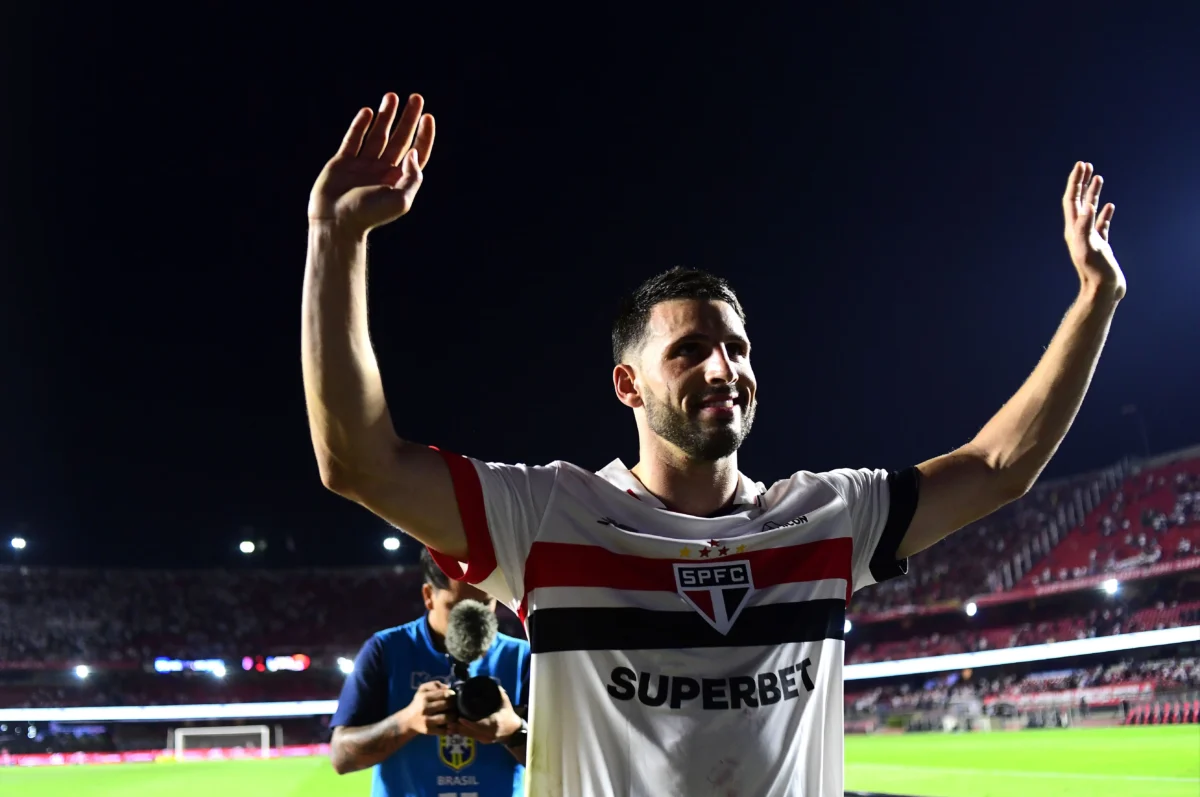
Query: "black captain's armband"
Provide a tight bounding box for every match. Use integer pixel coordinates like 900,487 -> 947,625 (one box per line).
869,467 -> 921,582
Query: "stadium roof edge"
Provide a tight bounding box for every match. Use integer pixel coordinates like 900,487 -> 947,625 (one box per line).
1141,442 -> 1200,471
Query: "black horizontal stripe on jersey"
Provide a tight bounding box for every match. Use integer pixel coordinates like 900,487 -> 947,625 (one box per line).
526,598 -> 845,653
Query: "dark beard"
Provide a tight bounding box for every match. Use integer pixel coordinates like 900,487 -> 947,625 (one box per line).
644,393 -> 756,462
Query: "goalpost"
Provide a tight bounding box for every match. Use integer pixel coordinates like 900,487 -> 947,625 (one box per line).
172,725 -> 272,760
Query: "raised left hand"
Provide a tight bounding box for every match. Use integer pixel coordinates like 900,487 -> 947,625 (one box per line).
1062,161 -> 1126,302
454,686 -> 522,745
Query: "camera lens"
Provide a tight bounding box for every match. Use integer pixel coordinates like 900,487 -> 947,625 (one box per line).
456,675 -> 502,721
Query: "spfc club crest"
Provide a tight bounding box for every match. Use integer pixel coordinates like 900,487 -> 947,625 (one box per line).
438,733 -> 476,771
673,560 -> 755,635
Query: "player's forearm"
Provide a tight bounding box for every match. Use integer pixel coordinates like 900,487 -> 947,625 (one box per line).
301,222 -> 400,485
330,718 -> 416,774
969,283 -> 1120,496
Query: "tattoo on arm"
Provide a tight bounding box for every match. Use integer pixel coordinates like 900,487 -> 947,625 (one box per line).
331,719 -> 413,774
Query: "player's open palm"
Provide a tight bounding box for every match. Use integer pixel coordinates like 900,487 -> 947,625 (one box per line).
308,93 -> 435,235
1062,161 -> 1125,301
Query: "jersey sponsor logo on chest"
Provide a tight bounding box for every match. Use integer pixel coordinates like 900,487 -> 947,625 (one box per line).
673,560 -> 755,635
606,659 -> 817,710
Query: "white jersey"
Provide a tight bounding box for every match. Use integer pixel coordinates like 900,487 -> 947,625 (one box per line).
427,451 -> 918,797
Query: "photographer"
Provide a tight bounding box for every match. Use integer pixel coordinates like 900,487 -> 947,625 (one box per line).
330,548 -> 529,796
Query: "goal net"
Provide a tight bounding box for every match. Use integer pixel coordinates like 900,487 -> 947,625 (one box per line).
173,725 -> 271,759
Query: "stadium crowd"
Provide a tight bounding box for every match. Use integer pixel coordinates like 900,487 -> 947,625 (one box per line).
847,598 -> 1200,665
847,656 -> 1200,716
0,566 -> 427,666
3,457 -> 1195,672
0,564 -> 519,668
854,454 -> 1199,615
2,451 -> 1197,764
1024,461 -> 1200,587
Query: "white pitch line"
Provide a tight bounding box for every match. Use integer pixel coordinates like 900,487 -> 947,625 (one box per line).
847,763 -> 1199,783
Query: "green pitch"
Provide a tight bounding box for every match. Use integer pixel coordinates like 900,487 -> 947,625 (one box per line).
2,726 -> 1196,796
845,726 -> 1199,797
0,755 -> 369,796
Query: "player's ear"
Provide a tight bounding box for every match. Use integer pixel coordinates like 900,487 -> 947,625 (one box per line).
613,363 -> 643,409
421,583 -> 435,612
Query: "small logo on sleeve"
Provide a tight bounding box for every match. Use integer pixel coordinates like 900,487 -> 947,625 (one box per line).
762,514 -> 808,532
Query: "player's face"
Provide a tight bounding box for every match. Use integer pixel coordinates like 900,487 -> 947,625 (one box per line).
637,299 -> 757,461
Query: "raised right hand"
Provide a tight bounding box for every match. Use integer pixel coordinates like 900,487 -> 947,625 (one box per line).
399,680 -> 458,736
308,93 -> 436,235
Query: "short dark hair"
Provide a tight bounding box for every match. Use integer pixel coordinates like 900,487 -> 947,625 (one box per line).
611,266 -> 746,365
420,547 -> 451,591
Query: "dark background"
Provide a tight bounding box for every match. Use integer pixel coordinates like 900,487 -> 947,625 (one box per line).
2,5 -> 1197,568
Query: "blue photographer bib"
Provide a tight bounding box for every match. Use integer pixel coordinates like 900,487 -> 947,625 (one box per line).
331,616 -> 531,797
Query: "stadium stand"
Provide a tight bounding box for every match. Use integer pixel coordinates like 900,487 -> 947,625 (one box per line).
2,451 -> 1194,673
1020,458 -> 1200,588
846,656 -> 1199,730
846,596 -> 1200,665
2,447 -> 1198,773
0,565 -> 524,668
851,448 -> 1200,619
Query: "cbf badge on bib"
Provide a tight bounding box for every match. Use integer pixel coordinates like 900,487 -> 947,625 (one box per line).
438,733 -> 476,770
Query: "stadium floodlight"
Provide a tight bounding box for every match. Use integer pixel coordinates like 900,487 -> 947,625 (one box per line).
337,657 -> 355,675
10,537 -> 26,550
211,663 -> 227,678
383,536 -> 401,551
966,601 -> 978,617
1102,578 -> 1119,595
74,665 -> 90,679
239,540 -> 255,554
843,619 -> 852,634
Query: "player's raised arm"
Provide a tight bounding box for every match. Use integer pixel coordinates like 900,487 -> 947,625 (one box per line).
301,92 -> 468,560
899,161 -> 1126,558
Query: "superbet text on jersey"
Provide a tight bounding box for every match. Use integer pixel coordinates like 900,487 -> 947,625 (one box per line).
427,454 -> 918,797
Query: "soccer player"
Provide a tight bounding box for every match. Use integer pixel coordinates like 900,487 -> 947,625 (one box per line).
302,92 -> 1126,796
330,548 -> 530,796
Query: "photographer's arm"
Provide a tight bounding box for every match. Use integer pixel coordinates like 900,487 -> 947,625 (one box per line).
504,738 -> 527,765
328,641 -> 455,775
331,718 -> 417,774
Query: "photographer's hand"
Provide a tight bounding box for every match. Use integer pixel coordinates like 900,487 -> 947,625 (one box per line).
402,680 -> 459,736
456,686 -> 526,762
330,680 -> 458,775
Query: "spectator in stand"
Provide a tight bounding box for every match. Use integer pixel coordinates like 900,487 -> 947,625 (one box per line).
329,549 -> 530,797
0,565 -> 449,667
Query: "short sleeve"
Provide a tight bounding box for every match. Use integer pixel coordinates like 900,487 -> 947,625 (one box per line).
330,634 -> 389,728
426,449 -> 560,608
818,466 -> 920,593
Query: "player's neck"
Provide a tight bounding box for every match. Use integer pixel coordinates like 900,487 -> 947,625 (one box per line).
630,443 -> 739,517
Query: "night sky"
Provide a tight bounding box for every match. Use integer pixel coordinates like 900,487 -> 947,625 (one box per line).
2,6 -> 1197,569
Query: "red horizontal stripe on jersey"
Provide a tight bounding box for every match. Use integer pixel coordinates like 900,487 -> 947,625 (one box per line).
523,537 -> 851,593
